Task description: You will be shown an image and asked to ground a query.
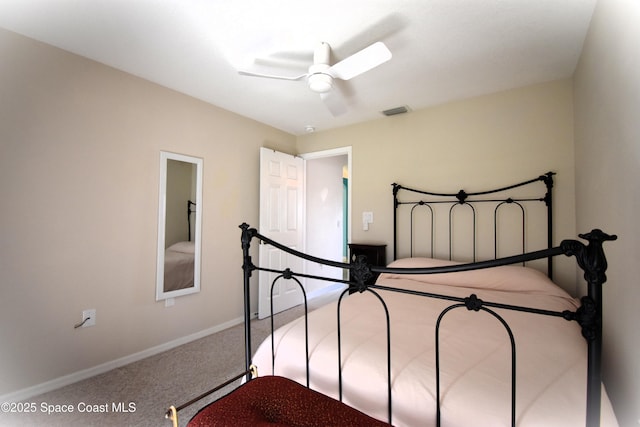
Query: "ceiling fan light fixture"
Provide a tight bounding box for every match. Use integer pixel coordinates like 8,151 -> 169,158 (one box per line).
308,73 -> 333,93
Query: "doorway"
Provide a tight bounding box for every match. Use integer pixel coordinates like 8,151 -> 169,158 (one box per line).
301,147 -> 351,298
257,147 -> 351,318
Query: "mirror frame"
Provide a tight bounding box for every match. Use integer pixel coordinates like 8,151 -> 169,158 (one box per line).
156,151 -> 203,301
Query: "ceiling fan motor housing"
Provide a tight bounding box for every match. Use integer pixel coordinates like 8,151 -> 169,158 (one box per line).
308,64 -> 333,93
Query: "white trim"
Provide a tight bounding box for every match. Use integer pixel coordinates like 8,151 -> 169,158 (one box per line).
156,151 -> 204,301
0,317 -> 245,403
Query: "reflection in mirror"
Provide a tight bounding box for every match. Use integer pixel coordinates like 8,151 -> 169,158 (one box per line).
156,151 -> 203,300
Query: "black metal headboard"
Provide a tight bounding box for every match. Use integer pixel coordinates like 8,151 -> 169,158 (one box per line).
187,200 -> 196,241
392,172 -> 555,277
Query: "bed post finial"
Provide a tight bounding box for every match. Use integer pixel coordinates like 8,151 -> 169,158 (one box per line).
392,183 -> 401,197
351,255 -> 373,292
562,229 -> 617,290
240,223 -> 258,276
540,172 -> 555,207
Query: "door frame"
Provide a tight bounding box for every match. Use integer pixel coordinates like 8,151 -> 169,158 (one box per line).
300,146 -> 353,265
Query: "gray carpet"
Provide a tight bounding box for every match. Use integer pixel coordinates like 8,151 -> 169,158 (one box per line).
0,305 -> 308,427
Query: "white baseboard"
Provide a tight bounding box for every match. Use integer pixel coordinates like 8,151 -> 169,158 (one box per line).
0,317 -> 245,403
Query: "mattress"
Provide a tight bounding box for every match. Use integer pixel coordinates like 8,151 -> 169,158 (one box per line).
164,241 -> 195,291
252,257 -> 618,426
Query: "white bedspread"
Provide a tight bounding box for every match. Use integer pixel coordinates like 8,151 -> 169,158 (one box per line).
252,257 -> 618,426
164,241 -> 195,291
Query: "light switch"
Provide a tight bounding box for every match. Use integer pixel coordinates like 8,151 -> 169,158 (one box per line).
363,211 -> 374,230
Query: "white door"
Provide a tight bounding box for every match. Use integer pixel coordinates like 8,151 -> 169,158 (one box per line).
258,148 -> 305,319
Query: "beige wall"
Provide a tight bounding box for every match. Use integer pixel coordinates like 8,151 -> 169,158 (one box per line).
573,0 -> 640,424
0,29 -> 295,396
298,79 -> 577,289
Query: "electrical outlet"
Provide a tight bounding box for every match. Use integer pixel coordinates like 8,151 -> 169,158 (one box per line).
81,309 -> 96,327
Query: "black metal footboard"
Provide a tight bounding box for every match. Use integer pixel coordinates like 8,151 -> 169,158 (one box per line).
240,223 -> 615,427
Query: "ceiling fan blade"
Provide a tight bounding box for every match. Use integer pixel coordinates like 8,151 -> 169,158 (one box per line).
238,70 -> 307,81
320,91 -> 347,117
327,41 -> 392,81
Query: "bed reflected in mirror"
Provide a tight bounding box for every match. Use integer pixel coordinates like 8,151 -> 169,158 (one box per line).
156,151 -> 203,301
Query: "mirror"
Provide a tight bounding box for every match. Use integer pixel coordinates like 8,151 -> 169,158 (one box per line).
156,151 -> 203,300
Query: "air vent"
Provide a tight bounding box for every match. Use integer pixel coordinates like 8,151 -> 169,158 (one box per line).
381,105 -> 410,116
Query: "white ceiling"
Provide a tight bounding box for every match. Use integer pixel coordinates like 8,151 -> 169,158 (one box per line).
0,0 -> 597,135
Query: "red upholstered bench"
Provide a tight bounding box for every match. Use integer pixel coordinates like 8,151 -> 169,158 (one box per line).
187,375 -> 392,426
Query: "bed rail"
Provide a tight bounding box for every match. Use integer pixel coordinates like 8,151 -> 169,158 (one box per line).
240,223 -> 616,426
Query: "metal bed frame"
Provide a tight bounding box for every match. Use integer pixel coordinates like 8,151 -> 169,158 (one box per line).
239,172 -> 616,427
167,172 -> 616,427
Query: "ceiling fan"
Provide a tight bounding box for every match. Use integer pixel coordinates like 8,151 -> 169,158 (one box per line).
238,41 -> 392,116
